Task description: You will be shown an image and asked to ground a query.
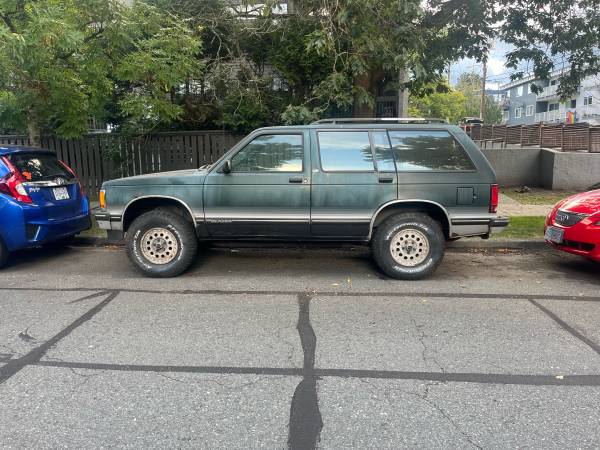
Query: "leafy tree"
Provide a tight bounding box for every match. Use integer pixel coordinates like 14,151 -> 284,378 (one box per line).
0,0 -> 202,145
455,72 -> 503,124
409,83 -> 467,123
265,0 -> 497,120
498,0 -> 600,99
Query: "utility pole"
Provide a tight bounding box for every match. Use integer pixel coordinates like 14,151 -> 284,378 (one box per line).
479,59 -> 487,120
398,69 -> 409,117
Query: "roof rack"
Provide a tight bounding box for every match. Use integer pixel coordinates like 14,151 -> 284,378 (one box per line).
311,117 -> 447,125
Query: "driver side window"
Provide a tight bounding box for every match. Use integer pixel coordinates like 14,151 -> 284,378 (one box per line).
231,134 -> 303,172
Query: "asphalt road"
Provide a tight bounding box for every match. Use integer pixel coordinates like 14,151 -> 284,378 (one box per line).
1,243 -> 599,449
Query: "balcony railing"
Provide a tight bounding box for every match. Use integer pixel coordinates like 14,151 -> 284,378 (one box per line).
535,109 -> 567,123
536,84 -> 559,100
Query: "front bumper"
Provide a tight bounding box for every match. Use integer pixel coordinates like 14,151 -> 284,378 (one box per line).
545,217 -> 600,262
95,211 -> 123,231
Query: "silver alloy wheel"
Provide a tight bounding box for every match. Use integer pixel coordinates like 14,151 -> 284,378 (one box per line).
141,227 -> 179,265
389,228 -> 429,267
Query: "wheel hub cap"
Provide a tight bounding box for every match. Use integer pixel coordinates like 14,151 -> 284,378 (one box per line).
390,228 -> 429,267
141,228 -> 179,265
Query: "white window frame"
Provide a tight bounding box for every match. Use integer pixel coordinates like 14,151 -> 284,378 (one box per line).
503,110 -> 509,121
514,107 -> 523,119
584,96 -> 593,106
525,105 -> 534,117
516,86 -> 523,96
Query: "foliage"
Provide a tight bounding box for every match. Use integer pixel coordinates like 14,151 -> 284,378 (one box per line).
409,82 -> 467,123
455,72 -> 503,124
498,0 -> 600,100
0,0 -> 202,143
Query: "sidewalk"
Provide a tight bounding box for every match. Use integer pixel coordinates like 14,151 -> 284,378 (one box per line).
498,193 -> 553,217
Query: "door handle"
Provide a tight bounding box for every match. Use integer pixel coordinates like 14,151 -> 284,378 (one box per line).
378,176 -> 394,183
289,176 -> 303,183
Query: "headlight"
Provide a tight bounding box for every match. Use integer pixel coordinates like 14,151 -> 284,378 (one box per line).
99,189 -> 106,209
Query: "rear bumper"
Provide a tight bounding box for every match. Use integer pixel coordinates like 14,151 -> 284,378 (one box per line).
26,213 -> 92,246
450,216 -> 509,238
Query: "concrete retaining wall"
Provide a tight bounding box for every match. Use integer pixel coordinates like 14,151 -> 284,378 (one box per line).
481,147 -> 600,190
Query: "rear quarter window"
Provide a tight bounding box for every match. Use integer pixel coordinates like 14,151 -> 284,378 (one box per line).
388,130 -> 475,172
8,153 -> 74,182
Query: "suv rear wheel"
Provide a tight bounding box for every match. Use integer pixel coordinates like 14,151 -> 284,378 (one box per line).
372,212 -> 445,280
0,238 -> 8,269
127,208 -> 198,278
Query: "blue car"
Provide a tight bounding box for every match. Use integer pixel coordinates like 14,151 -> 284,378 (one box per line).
0,145 -> 91,267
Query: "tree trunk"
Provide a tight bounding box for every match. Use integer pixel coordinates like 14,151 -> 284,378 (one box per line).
352,73 -> 375,118
27,112 -> 41,147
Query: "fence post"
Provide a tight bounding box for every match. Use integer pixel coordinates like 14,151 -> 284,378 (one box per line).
520,125 -> 524,146
539,124 -> 544,148
588,125 -> 592,153
560,124 -> 564,151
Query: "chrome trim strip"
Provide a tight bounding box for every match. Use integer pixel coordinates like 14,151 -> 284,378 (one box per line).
368,199 -> 452,239
121,196 -> 197,227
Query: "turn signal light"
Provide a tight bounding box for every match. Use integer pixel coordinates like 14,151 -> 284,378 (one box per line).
99,189 -> 106,209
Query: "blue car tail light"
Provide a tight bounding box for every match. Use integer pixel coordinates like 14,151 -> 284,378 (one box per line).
0,156 -> 33,204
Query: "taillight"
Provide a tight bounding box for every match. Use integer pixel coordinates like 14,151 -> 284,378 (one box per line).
0,156 -> 33,204
490,184 -> 499,213
59,160 -> 85,197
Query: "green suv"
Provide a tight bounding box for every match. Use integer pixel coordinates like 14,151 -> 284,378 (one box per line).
95,119 -> 508,279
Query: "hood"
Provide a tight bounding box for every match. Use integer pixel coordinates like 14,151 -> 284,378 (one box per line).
103,168 -> 208,187
558,189 -> 600,215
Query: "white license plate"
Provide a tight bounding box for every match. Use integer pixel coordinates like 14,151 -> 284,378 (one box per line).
53,187 -> 70,201
545,226 -> 564,244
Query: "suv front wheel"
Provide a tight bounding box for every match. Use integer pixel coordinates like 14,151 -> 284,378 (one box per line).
372,213 -> 445,280
127,208 -> 198,278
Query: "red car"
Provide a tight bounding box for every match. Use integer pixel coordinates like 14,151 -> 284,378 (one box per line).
545,189 -> 600,262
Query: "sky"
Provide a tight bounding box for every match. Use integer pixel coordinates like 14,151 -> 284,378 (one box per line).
451,41 -> 515,90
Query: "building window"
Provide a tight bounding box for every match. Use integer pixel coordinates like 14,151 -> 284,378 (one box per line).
549,103 -> 559,111
584,96 -> 593,106
516,86 -> 523,96
515,107 -> 523,118
503,110 -> 509,121
526,105 -> 534,117
550,79 -> 557,86
571,99 -> 577,108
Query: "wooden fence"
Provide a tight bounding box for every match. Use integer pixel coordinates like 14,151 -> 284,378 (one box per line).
0,131 -> 242,198
466,122 -> 600,153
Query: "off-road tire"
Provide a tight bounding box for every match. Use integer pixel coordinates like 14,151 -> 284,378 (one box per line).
127,208 -> 198,278
372,212 -> 445,280
0,238 -> 8,269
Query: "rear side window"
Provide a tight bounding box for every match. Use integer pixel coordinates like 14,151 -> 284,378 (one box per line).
388,130 -> 475,172
231,134 -> 303,172
8,153 -> 74,182
371,131 -> 396,172
318,131 -> 374,171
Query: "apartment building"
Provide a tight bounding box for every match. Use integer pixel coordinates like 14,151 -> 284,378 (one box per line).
500,72 -> 600,126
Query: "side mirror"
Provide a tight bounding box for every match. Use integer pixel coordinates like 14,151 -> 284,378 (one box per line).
222,160 -> 232,174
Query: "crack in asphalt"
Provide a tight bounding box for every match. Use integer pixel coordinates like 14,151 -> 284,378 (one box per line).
379,381 -> 482,450
412,318 -> 446,374
0,290 -> 119,385
288,293 -> 323,450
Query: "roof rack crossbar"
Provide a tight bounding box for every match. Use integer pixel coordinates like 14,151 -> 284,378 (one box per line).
311,117 -> 447,125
